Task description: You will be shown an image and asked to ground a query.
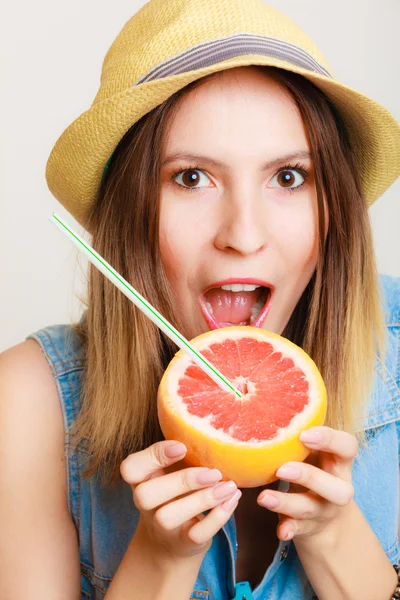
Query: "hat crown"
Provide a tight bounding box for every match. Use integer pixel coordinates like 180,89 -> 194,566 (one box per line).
94,0 -> 333,105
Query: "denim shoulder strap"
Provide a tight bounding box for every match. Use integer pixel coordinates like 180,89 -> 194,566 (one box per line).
360,274 -> 400,431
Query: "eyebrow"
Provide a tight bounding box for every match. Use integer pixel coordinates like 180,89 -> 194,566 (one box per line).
162,150 -> 311,170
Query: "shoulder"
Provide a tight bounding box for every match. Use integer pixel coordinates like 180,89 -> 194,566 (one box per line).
0,338 -> 64,449
379,273 -> 400,325
0,338 -> 68,516
0,318 -> 86,435
26,319 -> 86,378
0,338 -> 67,517
363,274 -> 400,430
378,273 -> 400,390
0,337 -> 60,395
0,341 -> 81,595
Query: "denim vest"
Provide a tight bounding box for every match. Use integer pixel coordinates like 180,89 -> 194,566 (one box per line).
27,274 -> 400,600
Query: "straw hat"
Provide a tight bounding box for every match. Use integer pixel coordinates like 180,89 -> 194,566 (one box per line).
46,0 -> 400,227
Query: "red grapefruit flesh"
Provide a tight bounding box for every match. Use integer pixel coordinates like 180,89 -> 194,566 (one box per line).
157,327 -> 327,487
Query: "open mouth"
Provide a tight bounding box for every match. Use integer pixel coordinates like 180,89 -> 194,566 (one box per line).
200,283 -> 273,329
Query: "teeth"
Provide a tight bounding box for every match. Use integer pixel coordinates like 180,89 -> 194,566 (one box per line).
204,286 -> 270,325
220,283 -> 261,292
250,298 -> 265,323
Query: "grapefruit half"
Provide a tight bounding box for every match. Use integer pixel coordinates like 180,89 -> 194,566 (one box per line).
157,327 -> 327,487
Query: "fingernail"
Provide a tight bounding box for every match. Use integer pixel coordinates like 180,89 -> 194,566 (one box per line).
299,429 -> 324,444
276,464 -> 301,480
213,480 -> 237,499
260,493 -> 280,509
196,469 -> 223,485
222,490 -> 242,511
164,442 -> 186,458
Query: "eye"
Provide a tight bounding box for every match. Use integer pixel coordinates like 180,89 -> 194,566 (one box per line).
269,167 -> 306,191
173,168 -> 211,191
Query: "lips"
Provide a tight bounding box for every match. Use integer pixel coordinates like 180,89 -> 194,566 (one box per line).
200,278 -> 274,330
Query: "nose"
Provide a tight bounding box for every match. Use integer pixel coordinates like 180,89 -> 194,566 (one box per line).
213,191 -> 268,256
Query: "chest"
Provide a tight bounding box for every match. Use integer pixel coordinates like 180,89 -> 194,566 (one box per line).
235,502 -> 280,589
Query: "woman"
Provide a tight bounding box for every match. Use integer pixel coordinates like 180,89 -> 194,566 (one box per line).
1,0 -> 399,598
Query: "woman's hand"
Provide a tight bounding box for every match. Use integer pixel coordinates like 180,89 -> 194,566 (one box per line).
120,440 -> 242,561
257,426 -> 358,544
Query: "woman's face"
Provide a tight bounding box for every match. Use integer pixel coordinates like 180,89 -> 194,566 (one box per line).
159,67 -> 320,340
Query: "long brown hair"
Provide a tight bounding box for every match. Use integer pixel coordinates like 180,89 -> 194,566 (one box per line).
71,66 -> 385,485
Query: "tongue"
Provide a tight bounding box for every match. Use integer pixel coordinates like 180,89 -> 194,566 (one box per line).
204,289 -> 260,324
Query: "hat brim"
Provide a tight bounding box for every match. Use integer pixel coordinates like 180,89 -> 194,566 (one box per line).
46,53 -> 400,227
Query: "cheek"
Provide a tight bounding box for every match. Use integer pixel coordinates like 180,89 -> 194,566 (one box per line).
159,210 -> 199,286
159,194 -> 210,275
276,210 -> 319,271
159,228 -> 182,284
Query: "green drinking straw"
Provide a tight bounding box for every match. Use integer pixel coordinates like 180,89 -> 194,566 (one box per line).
50,213 -> 242,399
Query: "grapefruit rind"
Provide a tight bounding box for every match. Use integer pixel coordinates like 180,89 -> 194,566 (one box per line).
157,327 -> 327,487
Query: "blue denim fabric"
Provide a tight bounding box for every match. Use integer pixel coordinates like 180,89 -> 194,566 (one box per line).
27,274 -> 400,600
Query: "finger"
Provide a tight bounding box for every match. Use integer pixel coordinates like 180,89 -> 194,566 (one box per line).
258,490 -> 335,521
120,441 -> 186,486
277,516 -> 298,541
275,462 -> 354,506
133,467 -> 223,511
154,481 -> 238,531
187,490 -> 242,545
299,427 -> 359,461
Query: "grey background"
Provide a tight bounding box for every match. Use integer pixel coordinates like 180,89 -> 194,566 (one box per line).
1,0 -> 399,352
